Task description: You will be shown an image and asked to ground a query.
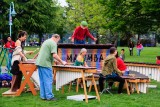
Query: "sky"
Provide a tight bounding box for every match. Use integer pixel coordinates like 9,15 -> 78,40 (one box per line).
58,0 -> 68,7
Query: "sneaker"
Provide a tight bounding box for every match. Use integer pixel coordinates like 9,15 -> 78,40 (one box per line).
41,98 -> 46,100
47,97 -> 57,101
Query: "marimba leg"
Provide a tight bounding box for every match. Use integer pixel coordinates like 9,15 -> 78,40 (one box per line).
125,79 -> 130,95
88,81 -> 93,93
61,86 -> 64,94
76,78 -> 80,93
68,82 -> 72,92
81,71 -> 88,103
92,75 -> 100,101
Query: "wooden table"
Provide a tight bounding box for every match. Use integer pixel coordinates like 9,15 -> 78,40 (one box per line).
53,65 -> 100,103
16,60 -> 37,96
121,72 -> 149,95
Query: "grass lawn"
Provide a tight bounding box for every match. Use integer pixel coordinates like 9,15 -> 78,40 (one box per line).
0,80 -> 160,107
117,47 -> 160,64
0,46 -> 160,107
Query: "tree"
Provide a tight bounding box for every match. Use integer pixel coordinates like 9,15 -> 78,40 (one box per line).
66,0 -> 107,44
100,0 -> 159,41
0,0 -> 66,44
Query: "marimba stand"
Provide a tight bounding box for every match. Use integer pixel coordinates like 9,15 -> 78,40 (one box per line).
2,61 -> 37,96
16,62 -> 37,96
53,65 -> 100,103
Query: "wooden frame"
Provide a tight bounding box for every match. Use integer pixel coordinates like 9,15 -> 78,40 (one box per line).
53,65 -> 100,103
16,62 -> 37,96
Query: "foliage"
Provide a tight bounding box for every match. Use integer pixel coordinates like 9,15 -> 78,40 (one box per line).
100,0 -> 160,40
66,0 -> 107,43
0,0 -> 66,43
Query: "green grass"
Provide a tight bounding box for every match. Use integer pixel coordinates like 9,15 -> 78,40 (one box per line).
0,80 -> 160,107
117,47 -> 160,64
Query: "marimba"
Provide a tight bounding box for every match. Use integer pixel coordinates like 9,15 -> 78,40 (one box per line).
121,71 -> 149,95
125,62 -> 160,82
53,65 -> 100,103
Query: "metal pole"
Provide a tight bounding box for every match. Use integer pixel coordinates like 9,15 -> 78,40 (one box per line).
9,3 -> 12,37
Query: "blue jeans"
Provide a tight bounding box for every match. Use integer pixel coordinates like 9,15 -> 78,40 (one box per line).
123,70 -> 129,76
7,52 -> 13,70
74,39 -> 85,44
38,66 -> 54,99
137,49 -> 141,56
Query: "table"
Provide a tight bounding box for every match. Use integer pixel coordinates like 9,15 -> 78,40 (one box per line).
53,65 -> 100,103
121,71 -> 149,95
16,59 -> 37,96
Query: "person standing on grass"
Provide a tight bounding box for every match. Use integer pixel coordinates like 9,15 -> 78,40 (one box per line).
71,21 -> 97,44
99,47 -> 125,94
136,40 -> 143,56
36,34 -> 67,101
4,36 -> 15,70
10,30 -> 33,92
128,41 -> 134,56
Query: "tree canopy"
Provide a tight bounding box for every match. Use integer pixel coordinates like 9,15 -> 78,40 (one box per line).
0,0 -> 65,43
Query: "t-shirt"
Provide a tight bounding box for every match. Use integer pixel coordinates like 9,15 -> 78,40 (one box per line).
116,57 -> 127,71
156,60 -> 160,65
4,41 -> 15,53
36,39 -> 57,68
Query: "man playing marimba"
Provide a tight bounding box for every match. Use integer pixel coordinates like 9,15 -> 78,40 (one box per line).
36,34 -> 66,101
99,47 -> 125,94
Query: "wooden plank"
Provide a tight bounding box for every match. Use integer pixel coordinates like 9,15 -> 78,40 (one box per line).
2,90 -> 17,97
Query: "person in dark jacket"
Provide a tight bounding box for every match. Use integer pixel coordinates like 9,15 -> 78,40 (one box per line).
128,41 -> 134,56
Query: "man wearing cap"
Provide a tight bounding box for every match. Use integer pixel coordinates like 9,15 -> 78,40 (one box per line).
71,21 -> 97,44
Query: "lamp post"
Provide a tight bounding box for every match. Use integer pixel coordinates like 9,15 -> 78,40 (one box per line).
9,2 -> 16,37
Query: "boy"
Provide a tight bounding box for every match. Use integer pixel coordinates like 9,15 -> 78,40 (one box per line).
120,49 -> 125,61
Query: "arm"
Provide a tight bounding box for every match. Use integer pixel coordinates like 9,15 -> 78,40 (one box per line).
19,51 -> 27,61
112,58 -> 123,74
71,27 -> 78,42
24,50 -> 34,54
11,41 -> 16,48
84,62 -> 88,67
53,53 -> 66,65
86,29 -> 96,41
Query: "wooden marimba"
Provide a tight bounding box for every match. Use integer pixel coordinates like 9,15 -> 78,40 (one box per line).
121,71 -> 149,95
125,62 -> 160,82
53,65 -> 100,103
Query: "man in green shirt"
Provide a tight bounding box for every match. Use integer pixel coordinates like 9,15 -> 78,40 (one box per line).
36,34 -> 66,101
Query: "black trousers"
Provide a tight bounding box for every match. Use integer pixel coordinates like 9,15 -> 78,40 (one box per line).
129,49 -> 133,56
99,75 -> 125,93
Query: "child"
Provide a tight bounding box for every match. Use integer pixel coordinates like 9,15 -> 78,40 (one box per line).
136,40 -> 143,56
156,56 -> 160,65
120,49 -> 125,61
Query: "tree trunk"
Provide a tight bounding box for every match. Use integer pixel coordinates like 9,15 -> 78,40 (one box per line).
138,34 -> 140,40
38,33 -> 43,46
